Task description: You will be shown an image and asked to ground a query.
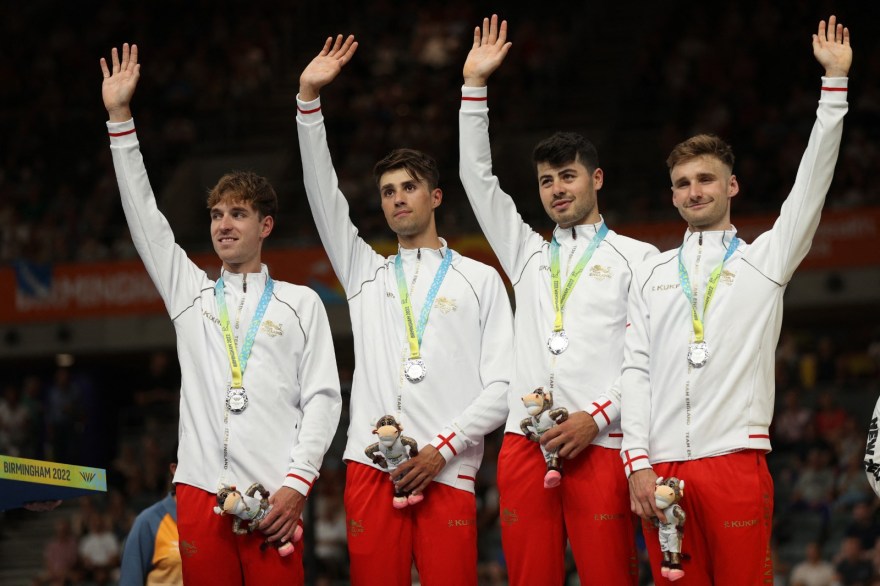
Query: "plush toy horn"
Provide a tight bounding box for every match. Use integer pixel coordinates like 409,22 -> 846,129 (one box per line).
655,477 -> 664,485
679,479 -> 685,494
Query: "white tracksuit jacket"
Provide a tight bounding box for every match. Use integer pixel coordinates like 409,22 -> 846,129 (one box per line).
108,119 -> 342,497
459,86 -> 659,448
619,78 -> 848,476
296,96 -> 513,493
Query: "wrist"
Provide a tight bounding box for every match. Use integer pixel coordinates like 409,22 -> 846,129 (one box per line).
463,76 -> 488,88
824,68 -> 848,78
107,106 -> 132,123
298,84 -> 320,102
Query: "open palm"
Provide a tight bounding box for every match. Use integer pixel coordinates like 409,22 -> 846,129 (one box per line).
812,15 -> 852,78
100,43 -> 140,116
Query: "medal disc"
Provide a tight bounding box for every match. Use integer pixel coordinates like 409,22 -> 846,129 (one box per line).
404,358 -> 427,383
687,342 -> 709,368
226,387 -> 249,413
547,330 -> 569,355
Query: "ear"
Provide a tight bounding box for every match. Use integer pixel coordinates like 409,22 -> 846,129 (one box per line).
260,215 -> 275,239
431,188 -> 443,209
372,429 -> 378,435
727,174 -> 739,199
592,167 -> 604,191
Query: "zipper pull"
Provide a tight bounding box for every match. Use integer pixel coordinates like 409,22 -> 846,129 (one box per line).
243,274 -> 247,293
698,232 -> 703,246
417,248 -> 421,260
572,227 -> 577,240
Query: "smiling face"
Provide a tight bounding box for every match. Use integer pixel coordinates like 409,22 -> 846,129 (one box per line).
670,155 -> 739,232
537,158 -> 603,228
210,197 -> 273,273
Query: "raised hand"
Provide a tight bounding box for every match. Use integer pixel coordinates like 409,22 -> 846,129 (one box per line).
463,14 -> 512,87
100,43 -> 140,122
812,15 -> 852,78
299,34 -> 358,101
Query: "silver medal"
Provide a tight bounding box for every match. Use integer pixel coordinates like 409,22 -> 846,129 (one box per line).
404,358 -> 427,383
547,330 -> 569,355
226,387 -> 249,413
687,342 -> 709,368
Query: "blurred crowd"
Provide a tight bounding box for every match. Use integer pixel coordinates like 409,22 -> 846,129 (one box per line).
2,1 -> 879,266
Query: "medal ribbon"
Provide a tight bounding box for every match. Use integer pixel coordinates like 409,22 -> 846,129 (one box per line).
549,223 -> 608,332
394,249 -> 453,359
215,274 -> 274,388
677,237 -> 739,343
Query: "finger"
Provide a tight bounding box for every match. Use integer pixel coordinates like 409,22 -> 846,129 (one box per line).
488,14 -> 498,44
340,34 -> 355,54
130,44 -> 138,68
319,36 -> 333,56
817,19 -> 826,44
828,15 -> 837,42
498,19 -> 508,45
481,17 -> 490,46
341,40 -> 358,64
331,34 -> 344,53
564,442 -> 586,460
268,517 -> 294,541
121,43 -> 130,70
111,47 -> 120,74
472,25 -> 481,49
836,23 -> 844,45
843,26 -> 850,47
100,57 -> 110,78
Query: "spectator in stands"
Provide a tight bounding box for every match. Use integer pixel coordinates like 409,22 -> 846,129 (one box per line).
844,501 -> 880,552
0,383 -> 30,456
793,447 -> 837,513
815,390 -> 849,442
834,536 -> 873,585
789,541 -> 835,586
33,517 -> 81,586
78,513 -> 121,585
775,388 -> 814,451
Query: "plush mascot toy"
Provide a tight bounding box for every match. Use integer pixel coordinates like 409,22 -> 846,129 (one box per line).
520,387 -> 569,488
214,483 -> 301,556
365,415 -> 424,509
654,476 -> 686,581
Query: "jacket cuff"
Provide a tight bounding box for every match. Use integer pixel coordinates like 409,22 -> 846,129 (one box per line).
461,85 -> 488,111
587,397 -> 620,433
282,470 -> 316,498
430,428 -> 468,462
296,95 -> 324,122
620,448 -> 651,478
106,118 -> 138,146
820,76 -> 848,103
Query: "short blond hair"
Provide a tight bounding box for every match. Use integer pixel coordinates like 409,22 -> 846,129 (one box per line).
666,134 -> 735,172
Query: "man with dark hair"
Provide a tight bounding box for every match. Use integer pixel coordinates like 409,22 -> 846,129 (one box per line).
621,16 -> 851,584
296,35 -> 513,585
458,15 -> 658,585
100,43 -> 342,586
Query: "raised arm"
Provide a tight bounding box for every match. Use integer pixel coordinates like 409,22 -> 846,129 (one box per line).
748,16 -> 851,282
813,15 -> 852,78
462,14 -> 512,88
100,43 -> 140,122
299,34 -> 358,101
459,16 -> 545,280
101,44 -> 206,314
296,35 -> 386,292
